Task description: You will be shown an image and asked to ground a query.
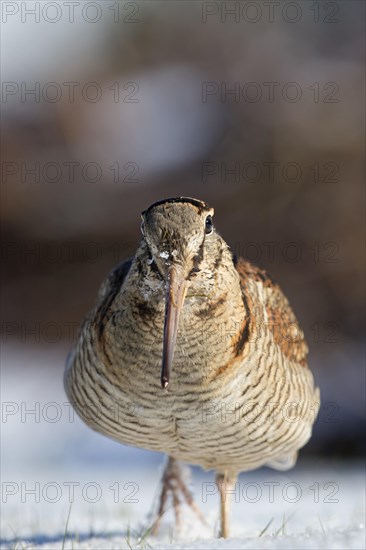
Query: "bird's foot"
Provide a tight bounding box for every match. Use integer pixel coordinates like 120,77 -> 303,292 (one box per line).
150,456 -> 207,535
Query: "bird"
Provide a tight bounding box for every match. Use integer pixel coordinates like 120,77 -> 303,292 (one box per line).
64,197 -> 320,538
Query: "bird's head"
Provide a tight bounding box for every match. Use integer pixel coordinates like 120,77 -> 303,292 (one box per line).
140,197 -> 219,389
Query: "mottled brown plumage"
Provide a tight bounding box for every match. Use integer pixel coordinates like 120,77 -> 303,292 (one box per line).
65,197 -> 320,538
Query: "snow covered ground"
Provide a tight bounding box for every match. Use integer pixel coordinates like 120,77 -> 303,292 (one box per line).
1,345 -> 365,549
2,463 -> 365,549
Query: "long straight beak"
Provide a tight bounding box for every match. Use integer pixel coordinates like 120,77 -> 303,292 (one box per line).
161,266 -> 188,389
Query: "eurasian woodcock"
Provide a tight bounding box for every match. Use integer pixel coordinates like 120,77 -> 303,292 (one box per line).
65,197 -> 320,538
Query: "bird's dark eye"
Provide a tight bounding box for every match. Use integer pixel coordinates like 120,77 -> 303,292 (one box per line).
205,215 -> 213,235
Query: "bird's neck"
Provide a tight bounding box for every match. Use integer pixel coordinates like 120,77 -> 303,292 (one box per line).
119,248 -> 248,384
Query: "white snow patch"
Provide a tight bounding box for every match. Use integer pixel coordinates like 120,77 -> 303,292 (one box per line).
1,345 -> 365,549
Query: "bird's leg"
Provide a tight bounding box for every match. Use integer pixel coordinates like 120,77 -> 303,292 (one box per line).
216,471 -> 236,538
151,456 -> 206,534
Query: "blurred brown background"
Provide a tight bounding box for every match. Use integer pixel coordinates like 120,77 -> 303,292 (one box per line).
1,1 -> 365,458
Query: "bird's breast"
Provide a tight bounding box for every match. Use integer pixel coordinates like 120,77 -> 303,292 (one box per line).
67,281 -> 318,473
